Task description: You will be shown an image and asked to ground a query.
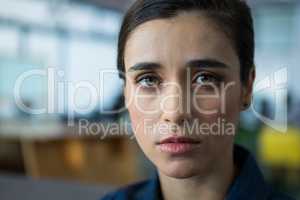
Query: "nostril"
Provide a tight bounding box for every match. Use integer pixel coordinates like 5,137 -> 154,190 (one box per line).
170,124 -> 178,132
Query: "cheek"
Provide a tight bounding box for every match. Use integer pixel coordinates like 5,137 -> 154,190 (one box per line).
127,105 -> 149,152
192,97 -> 220,115
191,86 -> 240,155
223,82 -> 242,123
126,93 -> 159,146
127,104 -> 160,160
191,88 -> 222,123
126,84 -> 161,114
125,84 -> 160,128
127,103 -> 146,138
191,82 -> 242,136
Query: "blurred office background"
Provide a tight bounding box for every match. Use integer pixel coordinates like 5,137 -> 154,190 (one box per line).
0,0 -> 299,199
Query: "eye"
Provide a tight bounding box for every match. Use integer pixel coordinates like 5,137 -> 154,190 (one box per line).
193,73 -> 222,86
136,74 -> 161,88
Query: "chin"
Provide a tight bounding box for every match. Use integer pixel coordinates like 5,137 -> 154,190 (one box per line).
158,159 -> 202,179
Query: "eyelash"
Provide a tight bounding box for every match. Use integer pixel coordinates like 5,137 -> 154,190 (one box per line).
135,73 -> 161,88
192,72 -> 223,86
135,72 -> 223,88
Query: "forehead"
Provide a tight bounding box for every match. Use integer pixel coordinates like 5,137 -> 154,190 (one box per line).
124,12 -> 239,72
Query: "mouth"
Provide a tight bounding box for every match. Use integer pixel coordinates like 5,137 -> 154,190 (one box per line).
156,136 -> 202,154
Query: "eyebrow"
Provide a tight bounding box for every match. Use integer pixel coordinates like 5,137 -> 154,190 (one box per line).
187,59 -> 229,69
128,62 -> 161,72
127,58 -> 228,72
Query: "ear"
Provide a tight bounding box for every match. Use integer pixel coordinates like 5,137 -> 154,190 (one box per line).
241,67 -> 255,111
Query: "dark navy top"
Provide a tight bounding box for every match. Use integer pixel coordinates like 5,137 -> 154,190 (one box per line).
100,145 -> 295,200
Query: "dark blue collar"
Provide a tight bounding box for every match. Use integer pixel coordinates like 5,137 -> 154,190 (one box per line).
143,145 -> 270,200
225,145 -> 270,200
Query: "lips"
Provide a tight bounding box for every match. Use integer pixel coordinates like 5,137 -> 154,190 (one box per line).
158,136 -> 201,144
157,136 -> 202,154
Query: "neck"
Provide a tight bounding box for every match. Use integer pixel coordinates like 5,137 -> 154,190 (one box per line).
158,149 -> 236,200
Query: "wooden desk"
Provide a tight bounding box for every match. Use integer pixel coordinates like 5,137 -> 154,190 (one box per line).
0,120 -> 142,186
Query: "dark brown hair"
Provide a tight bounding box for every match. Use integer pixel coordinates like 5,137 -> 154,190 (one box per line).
117,0 -> 254,85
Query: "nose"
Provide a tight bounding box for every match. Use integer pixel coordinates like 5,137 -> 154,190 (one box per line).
160,82 -> 191,125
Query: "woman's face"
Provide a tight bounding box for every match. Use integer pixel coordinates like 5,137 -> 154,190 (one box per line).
123,12 -> 254,178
